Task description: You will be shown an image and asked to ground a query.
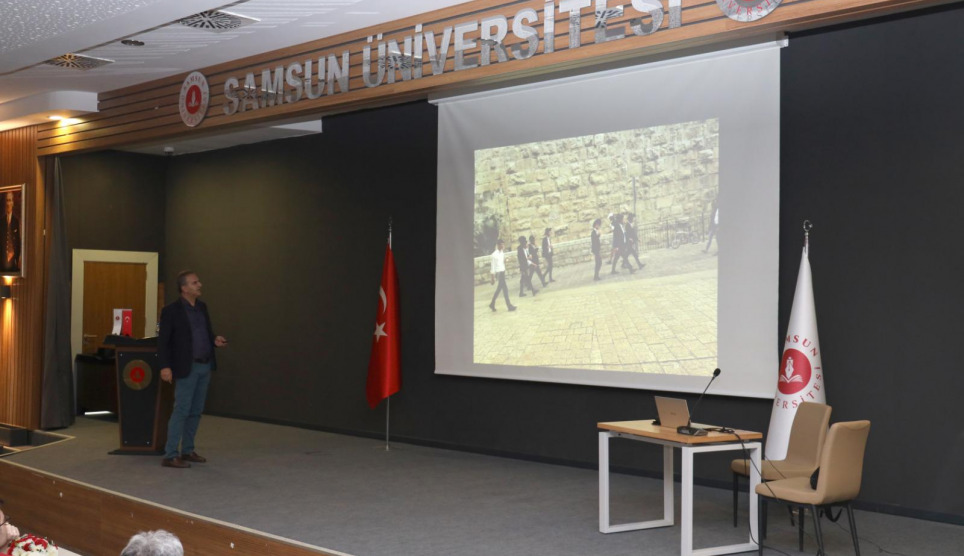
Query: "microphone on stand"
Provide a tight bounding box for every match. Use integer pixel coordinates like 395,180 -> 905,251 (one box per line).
677,368 -> 721,436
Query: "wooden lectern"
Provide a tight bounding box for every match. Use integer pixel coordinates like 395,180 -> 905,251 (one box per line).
106,336 -> 173,455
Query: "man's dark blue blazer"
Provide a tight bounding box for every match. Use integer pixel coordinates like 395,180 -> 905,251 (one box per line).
157,298 -> 217,379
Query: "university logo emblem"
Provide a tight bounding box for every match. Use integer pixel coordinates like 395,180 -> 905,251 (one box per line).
777,348 -> 811,395
179,71 -> 210,127
715,0 -> 783,22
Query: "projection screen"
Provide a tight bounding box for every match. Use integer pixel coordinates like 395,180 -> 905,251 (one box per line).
435,42 -> 782,398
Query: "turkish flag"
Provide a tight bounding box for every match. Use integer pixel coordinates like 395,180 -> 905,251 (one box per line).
121,309 -> 134,337
366,245 -> 401,408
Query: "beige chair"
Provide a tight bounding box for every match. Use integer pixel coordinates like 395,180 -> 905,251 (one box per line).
731,401 -> 832,528
756,420 -> 871,556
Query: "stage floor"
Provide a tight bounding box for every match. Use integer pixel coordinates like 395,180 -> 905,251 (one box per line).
3,416 -> 960,556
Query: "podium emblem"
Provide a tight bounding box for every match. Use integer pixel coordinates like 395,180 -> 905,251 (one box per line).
122,359 -> 153,390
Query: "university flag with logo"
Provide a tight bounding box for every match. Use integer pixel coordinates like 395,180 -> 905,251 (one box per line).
766,246 -> 827,460
366,244 -> 401,409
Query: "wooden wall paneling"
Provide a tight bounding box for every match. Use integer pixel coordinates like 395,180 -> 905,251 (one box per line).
0,126 -> 45,430
0,460 -> 340,556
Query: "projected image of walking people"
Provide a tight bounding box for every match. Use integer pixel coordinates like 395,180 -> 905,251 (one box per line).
472,121 -> 719,375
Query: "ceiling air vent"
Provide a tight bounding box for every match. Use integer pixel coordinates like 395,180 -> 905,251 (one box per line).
44,53 -> 114,70
178,10 -> 260,32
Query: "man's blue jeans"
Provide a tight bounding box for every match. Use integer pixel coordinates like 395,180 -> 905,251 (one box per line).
164,361 -> 211,459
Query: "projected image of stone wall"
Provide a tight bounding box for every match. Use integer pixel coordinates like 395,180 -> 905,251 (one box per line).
473,119 -> 718,260
472,120 -> 719,376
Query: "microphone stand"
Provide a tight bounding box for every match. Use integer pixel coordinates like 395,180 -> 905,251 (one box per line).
678,369 -> 721,436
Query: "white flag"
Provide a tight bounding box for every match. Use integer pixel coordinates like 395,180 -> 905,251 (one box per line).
766,247 -> 826,460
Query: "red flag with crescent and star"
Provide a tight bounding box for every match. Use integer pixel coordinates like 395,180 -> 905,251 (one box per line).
121,309 -> 133,336
366,243 -> 401,408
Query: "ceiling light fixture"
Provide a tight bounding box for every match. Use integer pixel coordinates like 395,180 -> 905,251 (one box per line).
48,115 -> 81,125
121,39 -> 145,46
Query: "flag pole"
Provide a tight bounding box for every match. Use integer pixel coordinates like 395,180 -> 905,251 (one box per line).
385,217 -> 392,452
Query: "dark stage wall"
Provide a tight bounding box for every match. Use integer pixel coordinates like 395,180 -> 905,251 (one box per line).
777,7 -> 964,520
60,6 -> 964,523
60,150 -> 167,270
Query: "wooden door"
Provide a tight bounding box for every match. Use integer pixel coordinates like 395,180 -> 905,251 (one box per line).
82,261 -> 147,353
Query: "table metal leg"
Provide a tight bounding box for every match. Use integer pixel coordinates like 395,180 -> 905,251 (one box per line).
749,443 -> 761,545
686,442 -> 762,556
599,432 -> 610,533
663,445 -> 675,525
682,446 -> 694,555
599,431 -> 674,533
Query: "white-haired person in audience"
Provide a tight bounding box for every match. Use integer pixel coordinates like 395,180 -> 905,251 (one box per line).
1,500 -> 21,549
120,530 -> 183,556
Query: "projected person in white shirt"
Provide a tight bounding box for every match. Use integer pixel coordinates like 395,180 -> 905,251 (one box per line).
489,239 -> 516,311
542,228 -> 555,282
704,197 -> 719,253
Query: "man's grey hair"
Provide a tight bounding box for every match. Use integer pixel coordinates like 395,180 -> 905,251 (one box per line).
120,530 -> 183,556
176,270 -> 196,293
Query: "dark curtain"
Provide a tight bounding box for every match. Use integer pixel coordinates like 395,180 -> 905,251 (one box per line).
40,157 -> 74,429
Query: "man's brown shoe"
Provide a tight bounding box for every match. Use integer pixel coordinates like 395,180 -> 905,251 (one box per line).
181,452 -> 207,463
162,457 -> 191,468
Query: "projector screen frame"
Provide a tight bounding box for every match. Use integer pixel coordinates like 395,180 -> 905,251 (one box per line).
434,41 -> 785,399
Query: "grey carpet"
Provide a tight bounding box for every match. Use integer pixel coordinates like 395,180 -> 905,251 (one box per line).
3,417 -> 960,556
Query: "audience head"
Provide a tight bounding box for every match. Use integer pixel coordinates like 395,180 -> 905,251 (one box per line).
0,499 -> 21,548
593,218 -> 601,229
518,236 -> 526,246
496,238 -> 504,249
120,530 -> 183,556
544,227 -> 551,236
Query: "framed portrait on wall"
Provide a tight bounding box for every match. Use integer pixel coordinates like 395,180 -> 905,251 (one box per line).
0,184 -> 25,277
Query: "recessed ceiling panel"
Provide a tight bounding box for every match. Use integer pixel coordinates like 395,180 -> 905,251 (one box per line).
0,0 -> 165,55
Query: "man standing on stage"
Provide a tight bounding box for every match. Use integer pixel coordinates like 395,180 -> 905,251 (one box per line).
158,270 -> 227,469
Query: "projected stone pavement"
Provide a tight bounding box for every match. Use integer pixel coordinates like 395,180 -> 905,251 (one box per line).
474,242 -> 716,374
